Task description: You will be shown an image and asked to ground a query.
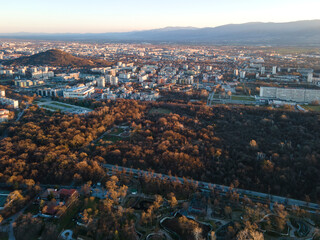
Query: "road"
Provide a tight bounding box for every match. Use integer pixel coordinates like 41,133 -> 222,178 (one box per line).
104,164 -> 320,212
6,201 -> 32,240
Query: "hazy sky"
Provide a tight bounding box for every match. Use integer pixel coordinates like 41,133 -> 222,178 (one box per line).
1,0 -> 320,33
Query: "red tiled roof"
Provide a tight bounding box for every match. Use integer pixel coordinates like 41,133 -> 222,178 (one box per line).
58,189 -> 77,197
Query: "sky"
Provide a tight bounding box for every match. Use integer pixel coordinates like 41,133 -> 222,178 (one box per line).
1,0 -> 320,33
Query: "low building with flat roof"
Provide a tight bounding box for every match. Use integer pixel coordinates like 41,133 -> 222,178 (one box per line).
260,87 -> 320,103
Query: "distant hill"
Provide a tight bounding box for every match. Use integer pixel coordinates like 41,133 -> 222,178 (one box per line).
1,49 -> 112,67
109,20 -> 320,45
1,20 -> 320,45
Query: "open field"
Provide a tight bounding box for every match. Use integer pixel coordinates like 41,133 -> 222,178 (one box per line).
36,100 -> 92,114
303,105 -> 320,112
231,95 -> 255,101
50,102 -> 73,109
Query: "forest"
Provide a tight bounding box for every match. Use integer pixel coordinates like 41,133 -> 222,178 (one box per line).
0,98 -> 319,202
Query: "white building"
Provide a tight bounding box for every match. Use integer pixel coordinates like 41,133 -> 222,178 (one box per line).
0,109 -> 9,122
32,71 -> 54,79
110,77 -> 118,86
119,73 -> 130,79
260,87 -> 320,103
307,72 -> 313,83
63,86 -> 95,99
15,79 -> 44,88
240,71 -> 246,79
0,97 -> 19,109
18,69 -> 26,76
97,77 -> 105,88
139,75 -> 148,82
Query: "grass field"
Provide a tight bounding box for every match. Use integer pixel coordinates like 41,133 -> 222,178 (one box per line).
231,95 -> 255,101
103,135 -> 125,143
41,105 -> 60,111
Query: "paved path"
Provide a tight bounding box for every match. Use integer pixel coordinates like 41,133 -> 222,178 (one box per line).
104,164 -> 320,212
15,105 -> 29,122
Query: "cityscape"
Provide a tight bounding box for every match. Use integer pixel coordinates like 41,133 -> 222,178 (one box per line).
0,1 -> 320,240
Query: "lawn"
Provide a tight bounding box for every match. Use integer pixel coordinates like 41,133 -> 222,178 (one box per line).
83,197 -> 99,211
23,204 -> 39,215
50,102 -> 73,109
56,200 -> 81,231
109,127 -> 125,135
102,135 -> 125,143
231,95 -> 255,101
303,105 -> 320,112
40,104 -> 60,111
0,232 -> 8,240
149,108 -> 172,114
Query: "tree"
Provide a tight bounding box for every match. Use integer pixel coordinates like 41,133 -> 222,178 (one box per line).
237,228 -> 264,240
210,231 -> 216,240
168,192 -> 178,208
249,140 -> 258,148
193,227 -> 204,240
224,206 -> 232,219
5,190 -> 25,209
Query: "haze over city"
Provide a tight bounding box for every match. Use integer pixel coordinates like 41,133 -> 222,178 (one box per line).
1,0 -> 320,33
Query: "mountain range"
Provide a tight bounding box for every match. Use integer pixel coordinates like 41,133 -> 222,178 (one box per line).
1,49 -> 112,67
1,20 -> 320,45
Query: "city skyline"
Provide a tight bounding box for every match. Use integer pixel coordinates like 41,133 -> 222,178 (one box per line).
1,0 -> 320,33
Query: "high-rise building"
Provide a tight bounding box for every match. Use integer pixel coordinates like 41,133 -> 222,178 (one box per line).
240,71 -> 246,79
307,72 -> 313,83
97,77 -> 105,88
18,69 -> 26,76
111,77 -> 119,86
